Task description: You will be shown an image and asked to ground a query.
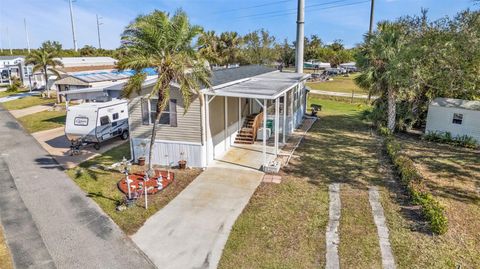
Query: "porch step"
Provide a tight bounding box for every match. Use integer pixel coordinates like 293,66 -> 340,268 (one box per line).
234,113 -> 261,145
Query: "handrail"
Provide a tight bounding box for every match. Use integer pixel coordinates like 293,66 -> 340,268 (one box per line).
251,110 -> 264,141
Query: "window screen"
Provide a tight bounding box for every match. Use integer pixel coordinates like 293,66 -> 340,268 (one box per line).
452,113 -> 463,125
112,113 -> 119,120
141,98 -> 177,127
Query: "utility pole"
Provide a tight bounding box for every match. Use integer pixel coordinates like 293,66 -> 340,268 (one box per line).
69,0 -> 78,51
369,0 -> 375,34
24,18 -> 31,53
7,26 -> 12,55
295,0 -> 304,73
96,14 -> 103,49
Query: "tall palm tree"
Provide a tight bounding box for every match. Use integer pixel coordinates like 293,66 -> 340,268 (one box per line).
355,22 -> 406,131
25,48 -> 63,99
218,31 -> 242,66
198,30 -> 220,65
119,10 -> 211,175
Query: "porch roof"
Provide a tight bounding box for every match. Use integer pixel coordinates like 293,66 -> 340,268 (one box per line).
203,71 -> 310,100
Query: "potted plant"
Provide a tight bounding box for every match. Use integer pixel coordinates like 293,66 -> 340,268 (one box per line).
178,152 -> 187,169
137,142 -> 147,166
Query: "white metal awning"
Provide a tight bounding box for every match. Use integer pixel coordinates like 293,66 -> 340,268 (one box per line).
203,71 -> 310,100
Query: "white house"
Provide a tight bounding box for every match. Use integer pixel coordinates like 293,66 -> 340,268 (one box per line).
425,98 -> 480,142
127,65 -> 310,171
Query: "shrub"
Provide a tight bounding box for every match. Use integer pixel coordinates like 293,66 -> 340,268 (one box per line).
423,131 -> 478,149
6,76 -> 23,92
383,134 -> 448,235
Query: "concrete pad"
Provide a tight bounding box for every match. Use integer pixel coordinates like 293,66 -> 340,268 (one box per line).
133,159 -> 264,269
10,104 -> 53,118
31,127 -> 126,169
218,144 -> 276,170
326,183 -> 341,269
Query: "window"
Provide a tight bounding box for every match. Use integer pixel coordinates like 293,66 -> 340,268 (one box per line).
74,117 -> 88,126
100,116 -> 110,126
141,98 -> 177,127
112,113 -> 119,120
452,113 -> 463,125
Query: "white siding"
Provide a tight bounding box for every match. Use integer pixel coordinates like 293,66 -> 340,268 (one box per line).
425,105 -> 480,142
131,138 -> 203,167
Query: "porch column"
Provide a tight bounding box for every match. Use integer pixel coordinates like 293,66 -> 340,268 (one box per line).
290,88 -> 295,133
263,99 -> 267,169
282,92 -> 287,144
274,98 -> 280,157
224,96 -> 228,150
205,95 -> 210,165
238,97 -> 241,130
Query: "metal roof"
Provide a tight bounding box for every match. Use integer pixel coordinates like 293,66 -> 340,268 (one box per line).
204,71 -> 310,100
431,98 -> 480,111
56,57 -> 117,67
0,56 -> 24,60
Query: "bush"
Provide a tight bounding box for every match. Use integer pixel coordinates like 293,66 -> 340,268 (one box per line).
6,76 -> 23,92
423,131 -> 478,149
383,133 -> 448,235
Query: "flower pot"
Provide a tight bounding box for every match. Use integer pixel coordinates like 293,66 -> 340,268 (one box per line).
138,157 -> 146,166
178,160 -> 187,169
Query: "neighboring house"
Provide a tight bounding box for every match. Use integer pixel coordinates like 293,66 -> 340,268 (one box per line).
425,98 -> 480,142
127,65 -> 310,170
56,68 -> 157,103
0,55 -> 41,86
56,57 -> 118,73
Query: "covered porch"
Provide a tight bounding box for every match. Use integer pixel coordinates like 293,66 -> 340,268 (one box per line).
203,71 -> 310,172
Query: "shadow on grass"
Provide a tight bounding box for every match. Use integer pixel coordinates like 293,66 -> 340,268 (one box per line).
42,115 -> 66,125
398,134 -> 480,205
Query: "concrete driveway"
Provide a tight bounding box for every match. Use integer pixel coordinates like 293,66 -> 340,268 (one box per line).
31,127 -> 126,169
0,105 -> 155,269
133,158 -> 264,269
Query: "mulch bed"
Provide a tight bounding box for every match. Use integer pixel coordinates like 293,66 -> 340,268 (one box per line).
117,170 -> 175,196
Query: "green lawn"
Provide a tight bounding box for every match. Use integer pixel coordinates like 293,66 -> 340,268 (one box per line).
307,74 -> 367,94
17,110 -> 66,133
66,143 -> 202,235
1,96 -> 55,110
219,97 -> 384,268
381,135 -> 480,268
0,89 -> 28,98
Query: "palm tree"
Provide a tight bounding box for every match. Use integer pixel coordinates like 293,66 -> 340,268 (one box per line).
198,30 -> 220,65
25,48 -> 63,99
218,31 -> 242,66
355,22 -> 406,131
119,10 -> 211,175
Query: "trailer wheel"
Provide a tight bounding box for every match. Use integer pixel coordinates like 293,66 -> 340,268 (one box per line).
121,131 -> 129,140
94,143 -> 101,150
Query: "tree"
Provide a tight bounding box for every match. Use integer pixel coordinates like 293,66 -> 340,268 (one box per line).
198,30 -> 221,65
276,39 -> 295,67
242,29 -> 277,64
118,10 -> 211,175
355,22 -> 407,131
218,31 -> 242,65
79,45 -> 97,56
25,42 -> 64,99
40,40 -> 63,53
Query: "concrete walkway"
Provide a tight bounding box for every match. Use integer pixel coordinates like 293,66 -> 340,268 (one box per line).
368,186 -> 396,269
10,104 -> 53,118
0,92 -> 38,103
0,105 -> 155,269
133,160 -> 264,269
310,89 -> 378,100
326,183 -> 341,269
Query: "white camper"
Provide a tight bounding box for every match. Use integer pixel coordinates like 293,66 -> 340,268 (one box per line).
65,99 -> 129,150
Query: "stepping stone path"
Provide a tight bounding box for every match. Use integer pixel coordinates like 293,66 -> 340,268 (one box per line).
262,174 -> 282,184
325,183 -> 396,269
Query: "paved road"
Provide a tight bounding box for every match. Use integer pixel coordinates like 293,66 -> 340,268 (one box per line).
133,159 -> 264,269
0,105 -> 155,269
310,89 -> 378,99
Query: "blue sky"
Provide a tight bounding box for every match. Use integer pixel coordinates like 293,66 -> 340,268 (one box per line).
0,0 -> 478,50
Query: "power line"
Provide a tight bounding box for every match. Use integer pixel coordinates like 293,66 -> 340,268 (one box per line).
211,0 -> 293,14
232,0 -> 357,19
230,0 -> 370,21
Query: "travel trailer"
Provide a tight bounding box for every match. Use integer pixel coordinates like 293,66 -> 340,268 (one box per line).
65,99 -> 129,150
